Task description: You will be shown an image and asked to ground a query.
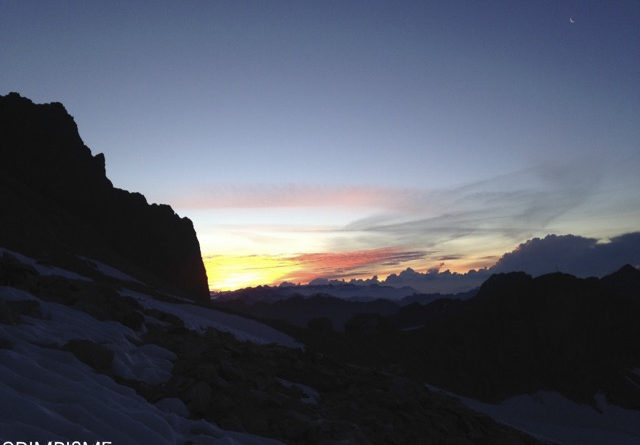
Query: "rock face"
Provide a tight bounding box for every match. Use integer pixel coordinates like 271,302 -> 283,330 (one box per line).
0,92 -> 209,301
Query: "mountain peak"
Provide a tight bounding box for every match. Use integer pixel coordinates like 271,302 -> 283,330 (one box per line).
476,271 -> 532,298
608,263 -> 640,278
0,93 -> 209,301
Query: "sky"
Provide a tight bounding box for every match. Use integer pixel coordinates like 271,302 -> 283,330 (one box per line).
1,1 -> 639,290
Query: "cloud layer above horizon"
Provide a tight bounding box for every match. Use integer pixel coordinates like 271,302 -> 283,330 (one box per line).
182,157 -> 639,290
207,232 -> 640,293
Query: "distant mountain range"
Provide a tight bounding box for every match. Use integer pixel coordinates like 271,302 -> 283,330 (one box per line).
215,281 -> 435,303
224,265 -> 640,410
214,284 -> 477,331
217,231 -> 640,297
214,230 -> 640,316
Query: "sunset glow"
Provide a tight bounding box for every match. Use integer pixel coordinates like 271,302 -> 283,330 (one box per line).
204,254 -> 301,290
205,247 -> 435,291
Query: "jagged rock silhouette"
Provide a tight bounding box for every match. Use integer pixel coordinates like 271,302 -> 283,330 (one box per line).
0,93 -> 209,301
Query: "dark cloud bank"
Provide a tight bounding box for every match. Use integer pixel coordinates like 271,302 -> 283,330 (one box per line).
492,232 -> 640,277
342,232 -> 640,294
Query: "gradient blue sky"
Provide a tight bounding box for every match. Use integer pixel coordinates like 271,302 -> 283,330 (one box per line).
2,1 -> 639,288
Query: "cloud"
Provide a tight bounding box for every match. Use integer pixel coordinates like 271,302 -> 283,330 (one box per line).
361,231 -> 640,294
204,246 -> 429,290
281,247 -> 427,283
492,232 -> 640,277
180,157 -> 626,268
383,266 -> 491,294
340,161 -> 604,251
206,231 -> 640,292
170,184 -> 421,210
437,255 -> 463,261
192,157 -> 634,293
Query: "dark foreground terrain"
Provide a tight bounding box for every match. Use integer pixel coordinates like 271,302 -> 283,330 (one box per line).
0,249 -> 542,444
217,266 -> 640,410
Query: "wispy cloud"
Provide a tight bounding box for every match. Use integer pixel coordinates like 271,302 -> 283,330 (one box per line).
177,160 -> 606,256
171,184 -> 424,210
338,161 -> 604,252
280,248 -> 427,283
194,158 -> 622,289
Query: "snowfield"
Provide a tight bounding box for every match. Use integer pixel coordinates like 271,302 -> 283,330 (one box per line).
427,384 -> 640,445
0,247 -> 301,349
0,286 -> 174,385
0,247 -> 297,443
0,247 -> 91,282
119,288 -> 303,349
0,285 -> 285,444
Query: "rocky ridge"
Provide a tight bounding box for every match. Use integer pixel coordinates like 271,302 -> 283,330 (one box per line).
0,92 -> 208,301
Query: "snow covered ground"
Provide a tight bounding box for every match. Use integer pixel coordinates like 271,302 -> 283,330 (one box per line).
0,285 -> 285,444
0,286 -> 174,385
0,247 -> 91,281
427,384 -> 640,445
0,247 -> 301,348
119,288 -> 303,349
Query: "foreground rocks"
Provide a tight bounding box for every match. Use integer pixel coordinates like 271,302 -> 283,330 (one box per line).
0,251 -> 542,445
141,322 -> 541,445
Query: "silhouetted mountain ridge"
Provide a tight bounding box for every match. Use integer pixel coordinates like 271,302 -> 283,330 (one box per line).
243,266 -> 640,415
349,266 -> 640,408
213,286 -> 477,331
0,93 -> 208,300
215,293 -> 401,331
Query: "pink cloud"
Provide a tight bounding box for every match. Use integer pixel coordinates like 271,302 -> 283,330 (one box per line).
279,247 -> 426,283
171,184 -> 423,210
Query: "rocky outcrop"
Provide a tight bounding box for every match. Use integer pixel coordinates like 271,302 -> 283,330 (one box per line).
141,319 -> 542,444
0,93 -> 208,301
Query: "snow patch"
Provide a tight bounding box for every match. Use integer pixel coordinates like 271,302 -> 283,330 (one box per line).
156,397 -> 191,418
0,286 -> 284,444
0,343 -> 282,444
426,384 -> 640,445
119,288 -> 303,349
1,247 -> 91,281
0,286 -> 173,385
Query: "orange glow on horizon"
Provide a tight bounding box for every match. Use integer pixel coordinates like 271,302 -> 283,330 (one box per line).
204,248 -> 497,291
205,254 -> 301,291
205,247 -> 427,291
